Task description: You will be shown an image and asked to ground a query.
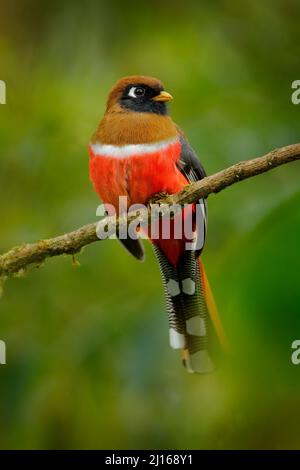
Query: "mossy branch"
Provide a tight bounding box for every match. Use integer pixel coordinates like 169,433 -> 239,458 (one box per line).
0,143 -> 299,278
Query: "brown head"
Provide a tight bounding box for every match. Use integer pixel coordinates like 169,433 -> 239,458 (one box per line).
105,75 -> 173,115
92,75 -> 177,145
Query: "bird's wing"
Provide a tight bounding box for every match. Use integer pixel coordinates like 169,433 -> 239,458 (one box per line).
176,133 -> 207,257
118,238 -> 145,262
176,133 -> 207,181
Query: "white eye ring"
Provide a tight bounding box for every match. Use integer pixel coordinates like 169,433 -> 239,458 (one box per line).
128,86 -> 145,98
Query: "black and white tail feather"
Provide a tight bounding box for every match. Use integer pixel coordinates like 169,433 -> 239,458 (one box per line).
153,240 -> 213,374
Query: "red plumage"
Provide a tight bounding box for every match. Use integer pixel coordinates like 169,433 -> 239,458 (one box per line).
89,138 -> 193,266
89,139 -> 183,208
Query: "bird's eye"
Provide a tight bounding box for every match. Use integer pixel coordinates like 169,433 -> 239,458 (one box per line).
128,86 -> 145,98
135,87 -> 145,96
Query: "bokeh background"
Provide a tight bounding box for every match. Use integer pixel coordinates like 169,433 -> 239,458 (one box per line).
0,0 -> 300,449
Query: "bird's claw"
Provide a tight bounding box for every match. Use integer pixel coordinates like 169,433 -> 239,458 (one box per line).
149,192 -> 169,205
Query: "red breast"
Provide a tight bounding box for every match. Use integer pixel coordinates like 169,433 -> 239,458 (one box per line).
89,137 -> 185,209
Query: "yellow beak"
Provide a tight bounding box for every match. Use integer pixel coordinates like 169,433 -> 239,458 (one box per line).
152,91 -> 173,102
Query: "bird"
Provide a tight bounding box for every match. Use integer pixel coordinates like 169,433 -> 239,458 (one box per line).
89,75 -> 228,373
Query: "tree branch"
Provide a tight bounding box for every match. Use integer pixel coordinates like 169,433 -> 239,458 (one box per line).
0,143 -> 299,278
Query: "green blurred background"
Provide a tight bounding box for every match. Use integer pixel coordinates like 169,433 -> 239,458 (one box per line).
0,0 -> 300,449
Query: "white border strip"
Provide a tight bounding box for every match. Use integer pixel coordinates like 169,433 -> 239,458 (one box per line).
90,137 -> 178,158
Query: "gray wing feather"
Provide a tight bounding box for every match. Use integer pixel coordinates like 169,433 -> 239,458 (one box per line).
176,135 -> 207,257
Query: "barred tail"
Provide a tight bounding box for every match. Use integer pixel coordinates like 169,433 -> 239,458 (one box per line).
153,245 -> 214,374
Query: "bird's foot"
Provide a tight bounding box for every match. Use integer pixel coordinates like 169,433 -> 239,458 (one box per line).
149,191 -> 169,205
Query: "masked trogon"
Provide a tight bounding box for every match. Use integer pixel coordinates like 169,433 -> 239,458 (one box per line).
89,75 -> 228,373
